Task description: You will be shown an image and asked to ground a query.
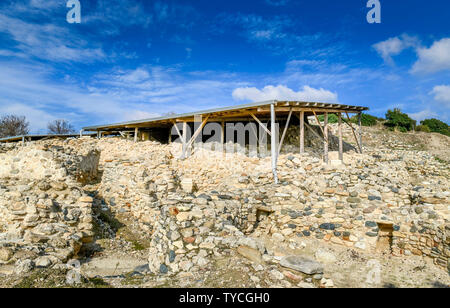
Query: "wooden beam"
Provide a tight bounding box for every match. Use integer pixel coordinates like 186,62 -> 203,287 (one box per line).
257,107 -> 361,113
312,110 -> 325,136
345,112 -> 362,153
181,122 -> 188,158
221,121 -> 225,144
305,123 -> 326,142
249,112 -> 271,136
185,115 -> 210,151
134,127 -> 139,143
278,107 -> 293,156
172,121 -> 183,141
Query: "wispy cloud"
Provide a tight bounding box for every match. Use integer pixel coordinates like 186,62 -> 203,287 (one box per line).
213,12 -> 336,57
0,61 -> 248,131
408,109 -> 438,122
265,0 -> 290,6
0,12 -> 106,63
232,85 -> 338,103
373,34 -> 420,65
430,85 -> 450,108
83,0 -> 152,35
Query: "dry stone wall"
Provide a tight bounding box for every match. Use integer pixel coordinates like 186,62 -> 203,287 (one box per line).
0,127 -> 448,277
0,139 -> 100,270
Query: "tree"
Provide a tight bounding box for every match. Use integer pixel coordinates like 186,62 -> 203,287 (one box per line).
0,115 -> 30,138
47,119 -> 75,135
420,118 -> 450,136
350,113 -> 379,126
317,114 -> 339,124
415,125 -> 431,133
384,108 -> 416,132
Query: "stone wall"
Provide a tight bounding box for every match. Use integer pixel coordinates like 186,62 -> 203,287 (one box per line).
252,151 -> 449,270
0,140 -> 100,269
2,134 -> 447,276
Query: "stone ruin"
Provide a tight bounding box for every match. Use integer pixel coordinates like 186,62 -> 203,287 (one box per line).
0,139 -> 99,271
0,124 -> 449,280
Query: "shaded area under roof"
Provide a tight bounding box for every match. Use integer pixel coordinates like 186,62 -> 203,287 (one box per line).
83,100 -> 369,132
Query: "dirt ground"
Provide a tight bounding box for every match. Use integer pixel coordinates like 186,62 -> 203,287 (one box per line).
2,224 -> 449,288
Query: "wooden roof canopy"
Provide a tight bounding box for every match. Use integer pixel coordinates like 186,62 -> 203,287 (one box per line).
82,100 -> 369,132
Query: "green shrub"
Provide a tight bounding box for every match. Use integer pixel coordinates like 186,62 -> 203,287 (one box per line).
415,125 -> 431,133
384,108 -> 416,132
420,118 -> 450,136
350,113 -> 378,126
317,114 -> 339,124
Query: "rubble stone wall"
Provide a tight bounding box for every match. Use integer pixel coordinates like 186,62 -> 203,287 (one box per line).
0,139 -> 99,268
1,128 -> 448,275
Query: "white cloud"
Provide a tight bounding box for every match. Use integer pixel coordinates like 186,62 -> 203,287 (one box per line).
431,85 -> 450,107
373,34 -> 419,65
0,62 -> 247,132
411,38 -> 450,74
0,13 -> 106,63
0,103 -> 55,133
408,109 -> 438,122
232,85 -> 338,103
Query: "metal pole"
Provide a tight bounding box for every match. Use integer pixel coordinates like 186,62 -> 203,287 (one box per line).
271,104 -> 279,184
324,112 -> 328,164
358,112 -> 363,154
338,113 -> 343,161
221,121 -> 225,149
300,111 -> 305,154
181,122 -> 187,159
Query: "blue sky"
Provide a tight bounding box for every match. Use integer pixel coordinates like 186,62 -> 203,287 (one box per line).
0,0 -> 449,133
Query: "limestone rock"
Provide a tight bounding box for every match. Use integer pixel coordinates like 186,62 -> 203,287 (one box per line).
280,256 -> 324,275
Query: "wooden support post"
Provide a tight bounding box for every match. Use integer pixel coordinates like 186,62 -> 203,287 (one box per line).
249,112 -> 271,136
181,116 -> 210,159
300,111 -> 305,154
181,122 -> 188,158
338,113 -> 343,161
278,107 -> 293,156
221,121 -> 225,145
324,112 -> 329,164
186,116 -> 209,149
312,110 -> 325,136
358,112 -> 363,154
270,104 -> 279,184
220,121 -> 225,154
344,112 -> 362,153
305,123 -> 326,141
134,127 -> 139,143
172,122 -> 183,142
